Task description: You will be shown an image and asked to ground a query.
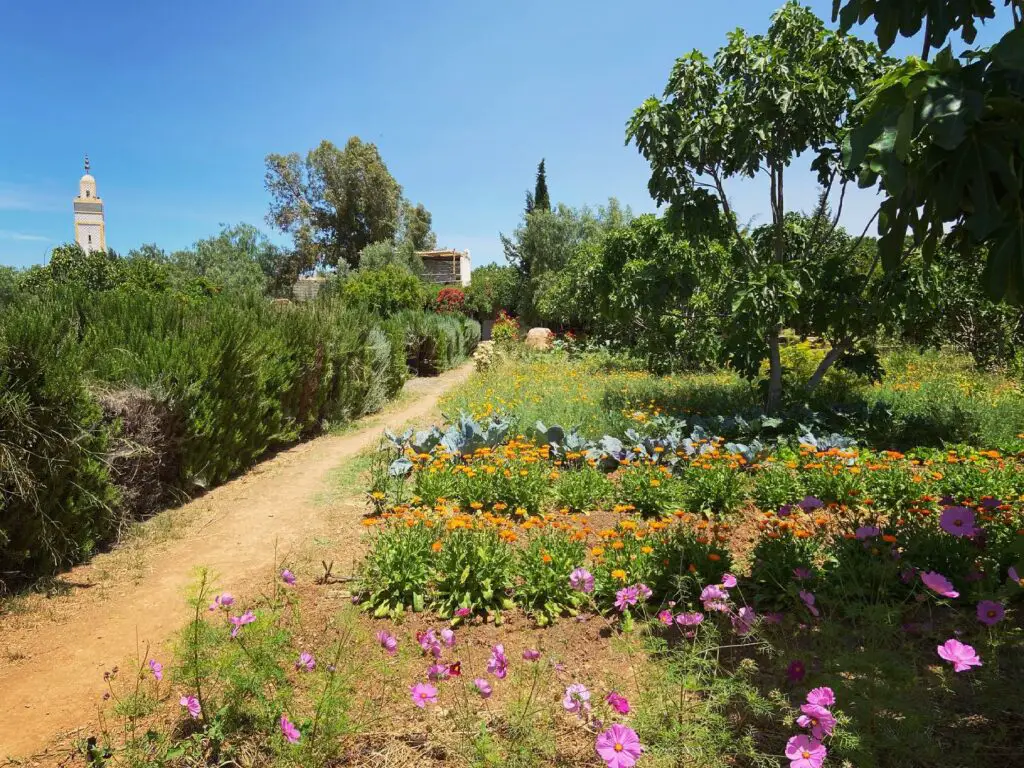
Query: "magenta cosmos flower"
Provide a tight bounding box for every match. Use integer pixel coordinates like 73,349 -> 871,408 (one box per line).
570,567 -> 595,593
793,567 -> 812,581
787,660 -> 806,683
376,630 -> 398,655
281,569 -> 296,585
149,659 -> 163,681
410,682 -> 439,708
785,735 -> 827,768
473,677 -> 492,698
606,691 -> 630,714
937,638 -> 982,672
1010,565 -> 1023,587
920,571 -> 959,598
427,663 -> 450,682
636,583 -> 653,601
179,695 -> 201,719
208,592 -> 234,611
295,652 -> 315,672
732,606 -> 756,636
595,723 -> 643,768
454,606 -> 472,617
977,600 -> 1005,626
440,628 -> 456,647
280,714 -> 301,744
229,610 -> 256,638
797,703 -> 836,740
658,609 -> 674,626
418,629 -> 443,658
675,611 -> 704,626
522,648 -> 540,661
721,573 -> 738,589
799,590 -> 819,617
487,644 -> 508,679
614,586 -> 640,611
939,507 -> 978,537
805,687 -> 835,707
855,525 -> 881,540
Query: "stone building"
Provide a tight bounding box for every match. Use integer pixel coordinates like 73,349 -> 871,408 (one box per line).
73,155 -> 106,253
416,249 -> 471,286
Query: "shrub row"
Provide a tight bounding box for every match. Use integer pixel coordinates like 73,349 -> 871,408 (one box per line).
0,289 -> 478,584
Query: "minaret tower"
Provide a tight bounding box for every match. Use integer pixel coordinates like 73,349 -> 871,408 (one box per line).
73,155 -> 106,253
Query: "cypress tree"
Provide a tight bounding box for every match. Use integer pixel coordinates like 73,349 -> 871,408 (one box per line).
533,159 -> 550,212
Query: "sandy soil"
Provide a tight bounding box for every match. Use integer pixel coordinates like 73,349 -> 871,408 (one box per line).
0,365 -> 472,763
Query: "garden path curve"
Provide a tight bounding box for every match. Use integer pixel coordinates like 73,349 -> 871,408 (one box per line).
0,364 -> 472,763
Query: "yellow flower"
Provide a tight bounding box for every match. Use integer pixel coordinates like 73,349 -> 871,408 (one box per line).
611,569 -> 627,581
370,491 -> 386,500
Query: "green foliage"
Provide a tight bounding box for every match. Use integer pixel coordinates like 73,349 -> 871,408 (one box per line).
835,1 -> 1024,301
680,464 -> 749,518
648,523 -> 732,605
616,465 -> 680,518
395,310 -> 481,376
552,464 -> 613,512
169,223 -> 287,296
432,528 -> 516,618
531,159 -> 550,213
357,239 -> 424,274
265,137 -> 403,270
398,200 -> 437,251
514,529 -> 587,625
339,265 -> 427,316
628,2 -> 889,410
357,521 -> 435,616
464,263 -> 522,318
0,296 -> 117,581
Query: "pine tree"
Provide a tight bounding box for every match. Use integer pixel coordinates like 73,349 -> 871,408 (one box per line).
525,190 -> 535,215
533,159 -> 550,212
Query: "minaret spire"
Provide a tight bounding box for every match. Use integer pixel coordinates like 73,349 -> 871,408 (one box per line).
84,154 -> 90,173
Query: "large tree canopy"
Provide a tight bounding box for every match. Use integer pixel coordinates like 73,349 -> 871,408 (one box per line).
628,1 -> 888,411
264,137 -> 403,271
834,0 -> 1024,301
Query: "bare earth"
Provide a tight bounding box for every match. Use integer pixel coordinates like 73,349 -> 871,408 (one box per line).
0,365 -> 472,763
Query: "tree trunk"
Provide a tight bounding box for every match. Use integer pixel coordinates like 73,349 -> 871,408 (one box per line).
805,340 -> 849,394
766,326 -> 784,414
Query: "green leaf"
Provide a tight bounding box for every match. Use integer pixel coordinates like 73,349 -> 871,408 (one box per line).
990,26 -> 1024,70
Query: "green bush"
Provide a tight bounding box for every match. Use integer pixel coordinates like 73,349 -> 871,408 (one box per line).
514,530 -> 587,625
0,295 -> 117,580
356,520 -> 435,616
394,310 -> 480,375
432,528 -> 515,619
339,265 -> 427,316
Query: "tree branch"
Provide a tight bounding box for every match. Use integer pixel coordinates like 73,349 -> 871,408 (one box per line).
805,339 -> 850,393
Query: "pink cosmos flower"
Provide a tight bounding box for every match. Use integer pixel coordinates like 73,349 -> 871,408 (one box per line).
977,600 -> 1005,626
295,652 -> 315,672
658,609 -> 674,626
1010,565 -> 1022,586
427,663 -> 450,682
179,695 -> 201,719
797,703 -> 837,740
487,644 -> 508,679
675,612 -> 704,626
732,606 -> 756,636
473,678 -> 492,698
605,691 -> 630,714
522,648 -> 540,661
410,682 -> 439,708
793,567 -> 812,581
785,734 -> 827,768
229,610 -> 256,638
614,586 -> 639,612
418,629 -> 443,658
149,659 -> 163,681
454,606 -> 472,617
855,525 -> 881,540
798,496 -> 824,511
636,583 -> 652,601
763,611 -> 785,624
799,590 -> 819,618
595,723 -> 643,768
805,687 -> 835,707
700,584 -> 728,603
562,683 -> 591,715
787,660 -> 806,683
570,567 -> 595,593
921,571 -> 959,599
376,630 -> 398,655
281,569 -> 296,585
939,507 -> 978,537
440,628 -> 456,647
937,638 -> 982,672
280,714 -> 300,744
209,593 -> 234,611
721,573 -> 738,589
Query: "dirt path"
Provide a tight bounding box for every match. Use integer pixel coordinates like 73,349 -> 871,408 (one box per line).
0,365 -> 472,762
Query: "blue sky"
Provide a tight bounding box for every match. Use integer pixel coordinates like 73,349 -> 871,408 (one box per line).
0,1 -> 1013,268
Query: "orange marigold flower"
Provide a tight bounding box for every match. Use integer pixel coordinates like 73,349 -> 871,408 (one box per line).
611,569 -> 627,581
612,541 -> 625,550
431,540 -> 443,553
708,553 -> 721,562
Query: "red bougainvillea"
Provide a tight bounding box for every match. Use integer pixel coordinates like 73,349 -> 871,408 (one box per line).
435,287 -> 467,314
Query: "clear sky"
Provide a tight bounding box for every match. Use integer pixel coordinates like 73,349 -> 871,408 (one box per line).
0,1 -> 1013,268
